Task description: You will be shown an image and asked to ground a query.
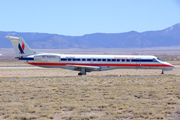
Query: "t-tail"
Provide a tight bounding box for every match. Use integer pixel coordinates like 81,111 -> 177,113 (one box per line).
5,36 -> 36,58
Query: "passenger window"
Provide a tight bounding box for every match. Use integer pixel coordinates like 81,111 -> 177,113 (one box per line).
102,59 -> 106,62
112,59 -> 116,62
87,59 -> 91,61
131,59 -> 136,62
61,58 -> 67,61
93,59 -> 96,61
82,59 -> 86,61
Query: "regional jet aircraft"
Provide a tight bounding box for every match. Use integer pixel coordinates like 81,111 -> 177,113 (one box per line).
6,36 -> 175,75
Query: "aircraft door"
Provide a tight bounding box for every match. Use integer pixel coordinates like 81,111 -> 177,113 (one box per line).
136,58 -> 141,67
91,58 -> 94,63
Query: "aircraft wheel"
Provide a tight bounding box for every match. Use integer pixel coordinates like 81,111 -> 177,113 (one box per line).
78,73 -> 82,76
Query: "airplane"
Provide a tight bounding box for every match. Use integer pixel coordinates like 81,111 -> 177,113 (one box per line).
6,36 -> 175,75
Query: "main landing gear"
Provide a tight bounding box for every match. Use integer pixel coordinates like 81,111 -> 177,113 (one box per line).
78,72 -> 86,76
161,71 -> 164,74
78,68 -> 86,76
78,73 -> 82,75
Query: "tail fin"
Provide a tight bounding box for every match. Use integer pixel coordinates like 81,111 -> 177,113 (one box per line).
5,36 -> 35,57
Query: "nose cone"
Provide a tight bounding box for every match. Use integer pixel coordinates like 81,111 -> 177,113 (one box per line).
164,62 -> 175,68
168,64 -> 175,68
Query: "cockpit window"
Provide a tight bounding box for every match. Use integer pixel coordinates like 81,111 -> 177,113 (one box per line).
153,58 -> 158,62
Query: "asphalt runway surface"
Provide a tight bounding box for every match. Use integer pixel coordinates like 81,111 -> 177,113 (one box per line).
0,66 -> 45,69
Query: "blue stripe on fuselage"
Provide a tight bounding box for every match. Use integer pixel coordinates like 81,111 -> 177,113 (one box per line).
18,58 -> 157,62
18,58 -> 34,60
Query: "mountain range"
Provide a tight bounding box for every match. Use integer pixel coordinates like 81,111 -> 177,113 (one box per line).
0,23 -> 180,49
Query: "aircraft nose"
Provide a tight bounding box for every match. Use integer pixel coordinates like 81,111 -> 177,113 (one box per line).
168,64 -> 175,68
163,62 -> 175,68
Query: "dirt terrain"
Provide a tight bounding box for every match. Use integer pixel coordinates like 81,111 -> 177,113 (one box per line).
0,49 -> 180,119
0,64 -> 180,120
0,75 -> 180,120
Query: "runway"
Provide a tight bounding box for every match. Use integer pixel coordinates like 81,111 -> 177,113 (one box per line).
0,65 -> 180,69
175,65 -> 180,67
0,66 -> 45,69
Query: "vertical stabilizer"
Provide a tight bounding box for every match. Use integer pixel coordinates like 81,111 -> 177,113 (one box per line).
5,36 -> 35,57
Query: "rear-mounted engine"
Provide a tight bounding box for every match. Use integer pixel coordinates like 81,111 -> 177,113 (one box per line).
34,55 -> 60,63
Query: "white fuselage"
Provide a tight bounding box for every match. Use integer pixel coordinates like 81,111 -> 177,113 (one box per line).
20,53 -> 174,72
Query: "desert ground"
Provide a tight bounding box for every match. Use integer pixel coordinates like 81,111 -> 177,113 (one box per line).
0,48 -> 180,120
0,72 -> 180,120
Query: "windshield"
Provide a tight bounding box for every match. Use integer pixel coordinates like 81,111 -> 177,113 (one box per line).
153,58 -> 158,62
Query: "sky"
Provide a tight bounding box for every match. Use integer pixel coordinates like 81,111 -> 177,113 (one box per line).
0,0 -> 180,36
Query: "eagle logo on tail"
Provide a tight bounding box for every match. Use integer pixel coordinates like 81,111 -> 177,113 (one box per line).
18,43 -> 25,54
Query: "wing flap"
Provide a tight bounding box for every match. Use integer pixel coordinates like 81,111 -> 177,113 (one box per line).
66,65 -> 100,70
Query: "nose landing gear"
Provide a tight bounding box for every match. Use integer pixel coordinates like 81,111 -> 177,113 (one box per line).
161,71 -> 164,74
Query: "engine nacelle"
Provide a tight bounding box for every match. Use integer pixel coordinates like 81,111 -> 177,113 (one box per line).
34,55 -> 60,63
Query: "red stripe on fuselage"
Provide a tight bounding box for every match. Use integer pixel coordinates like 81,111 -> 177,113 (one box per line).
27,62 -> 174,68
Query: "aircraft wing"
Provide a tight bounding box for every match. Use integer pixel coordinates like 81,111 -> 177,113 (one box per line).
66,65 -> 100,71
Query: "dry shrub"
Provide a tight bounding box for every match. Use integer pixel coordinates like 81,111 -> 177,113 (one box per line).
0,75 -> 180,119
